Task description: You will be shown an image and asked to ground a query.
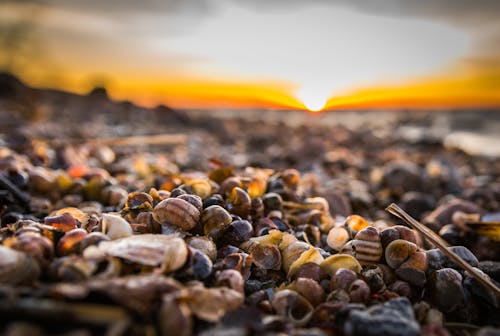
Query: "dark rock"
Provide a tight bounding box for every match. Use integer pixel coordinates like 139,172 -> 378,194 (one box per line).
479,261 -> 500,282
426,246 -> 478,273
426,268 -> 465,313
344,297 -> 420,336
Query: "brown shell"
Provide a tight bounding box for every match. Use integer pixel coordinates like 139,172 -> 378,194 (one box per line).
57,228 -> 87,256
342,226 -> 382,264
385,239 -> 419,269
271,289 -> 313,326
153,198 -> 201,231
226,187 -> 251,218
201,205 -> 232,236
344,215 -> 369,238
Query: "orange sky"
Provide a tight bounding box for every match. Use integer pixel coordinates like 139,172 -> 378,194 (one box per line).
1,1 -> 500,111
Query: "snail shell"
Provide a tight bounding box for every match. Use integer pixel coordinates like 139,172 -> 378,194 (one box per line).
215,269 -> 244,293
226,187 -> 251,218
182,178 -> 213,199
201,205 -> 232,236
271,289 -> 313,326
102,213 -> 133,240
153,198 -> 201,231
341,226 -> 382,264
57,228 -> 87,256
177,194 -> 203,212
186,236 -> 217,262
385,239 -> 427,286
0,246 -> 40,285
320,254 -> 362,276
344,215 -> 369,238
326,227 -> 350,251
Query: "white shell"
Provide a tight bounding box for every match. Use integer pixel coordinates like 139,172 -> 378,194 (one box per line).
102,213 -> 133,240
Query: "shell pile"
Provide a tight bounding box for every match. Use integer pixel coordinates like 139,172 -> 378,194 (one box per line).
0,109 -> 499,335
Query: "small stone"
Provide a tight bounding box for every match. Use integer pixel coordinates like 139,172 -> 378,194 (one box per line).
344,297 -> 420,336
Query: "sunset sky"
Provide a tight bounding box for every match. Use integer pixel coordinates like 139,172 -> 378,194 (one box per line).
1,0 -> 500,111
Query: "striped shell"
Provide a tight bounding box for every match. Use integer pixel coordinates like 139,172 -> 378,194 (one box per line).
341,226 -> 382,264
153,198 -> 201,231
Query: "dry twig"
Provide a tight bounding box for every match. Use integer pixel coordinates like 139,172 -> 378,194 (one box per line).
386,203 -> 500,299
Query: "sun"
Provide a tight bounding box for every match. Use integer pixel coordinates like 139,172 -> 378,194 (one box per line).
296,87 -> 329,112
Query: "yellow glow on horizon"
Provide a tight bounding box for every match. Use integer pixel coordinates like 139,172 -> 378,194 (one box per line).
296,87 -> 328,112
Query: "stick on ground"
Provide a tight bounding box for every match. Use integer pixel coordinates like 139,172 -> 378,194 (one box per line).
386,203 -> 500,299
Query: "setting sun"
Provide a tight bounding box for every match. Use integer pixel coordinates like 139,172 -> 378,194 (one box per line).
296,87 -> 329,112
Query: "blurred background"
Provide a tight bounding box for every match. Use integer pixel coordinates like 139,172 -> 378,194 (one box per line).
0,0 -> 499,158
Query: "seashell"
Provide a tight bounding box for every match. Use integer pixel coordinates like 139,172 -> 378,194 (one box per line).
215,269 -> 244,293
330,268 -> 358,291
0,246 -> 40,285
326,227 -> 350,250
153,198 -> 201,231
426,268 -> 465,313
202,193 -> 225,208
361,265 -> 386,293
348,279 -> 370,303
160,294 -> 192,336
292,262 -> 327,283
389,280 -> 413,298
3,232 -> 54,269
226,187 -> 251,218
250,197 -> 264,221
281,240 -> 310,274
161,237 -> 190,274
177,194 -> 203,212
262,192 -> 283,214
341,226 -> 382,264
244,173 -> 268,198
288,247 -> 324,278
176,247 -> 212,280
218,176 -> 242,196
57,228 -> 87,256
320,254 -> 362,276
125,191 -> 154,211
44,212 -> 78,232
423,198 -> 480,232
79,232 -> 110,252
182,178 -> 212,199
304,197 -> 330,214
251,229 -> 284,246
271,289 -> 313,326
214,219 -> 253,247
97,234 -> 187,269
148,187 -> 168,205
291,277 -> 325,306
344,215 -> 369,238
53,207 -> 90,227
384,239 -> 418,269
28,166 -> 56,192
280,168 -> 300,190
186,236 -> 217,262
213,252 -> 253,280
380,226 -> 418,249
201,205 -> 232,236
245,243 -> 282,270
183,284 -> 244,322
325,289 -> 350,303
101,185 -> 128,207
52,255 -> 121,282
395,251 -> 427,287
102,213 -> 133,240
170,188 -> 186,197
